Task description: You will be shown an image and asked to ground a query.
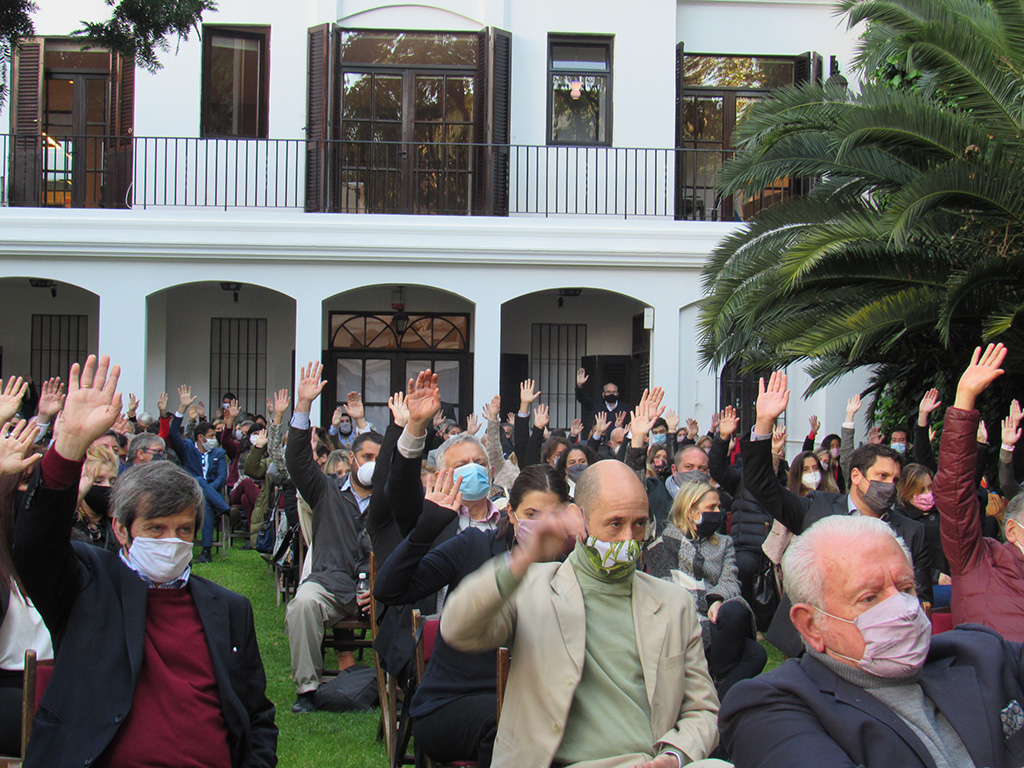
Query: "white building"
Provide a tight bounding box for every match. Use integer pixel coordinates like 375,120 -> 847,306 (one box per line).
0,0 -> 872,441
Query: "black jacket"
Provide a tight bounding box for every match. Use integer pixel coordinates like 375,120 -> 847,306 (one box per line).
742,436 -> 933,657
708,435 -> 774,553
12,462 -> 276,768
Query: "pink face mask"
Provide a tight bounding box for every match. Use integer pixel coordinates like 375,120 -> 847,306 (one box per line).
816,591 -> 932,678
513,518 -> 538,548
913,492 -> 935,511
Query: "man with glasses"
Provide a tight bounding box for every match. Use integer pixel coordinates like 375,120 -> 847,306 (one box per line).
127,432 -> 166,465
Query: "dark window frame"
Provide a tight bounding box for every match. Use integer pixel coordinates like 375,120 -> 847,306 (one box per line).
209,317 -> 268,415
546,33 -> 614,147
200,24 -> 271,139
31,313 -> 88,384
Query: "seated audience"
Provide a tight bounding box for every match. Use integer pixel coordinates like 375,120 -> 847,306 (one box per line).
645,478 -> 766,700
786,450 -> 828,497
375,465 -> 571,767
441,458 -> 721,768
720,513 -> 1024,768
895,463 -> 948,587
934,343 -> 1024,639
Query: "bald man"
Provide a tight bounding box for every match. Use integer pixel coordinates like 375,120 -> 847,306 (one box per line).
721,514 -> 1024,768
441,459 -> 723,768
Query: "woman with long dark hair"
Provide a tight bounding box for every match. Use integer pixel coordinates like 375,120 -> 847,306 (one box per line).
374,465 -> 572,768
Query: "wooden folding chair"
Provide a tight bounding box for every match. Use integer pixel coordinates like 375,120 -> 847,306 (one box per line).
0,649 -> 57,767
496,647 -> 510,723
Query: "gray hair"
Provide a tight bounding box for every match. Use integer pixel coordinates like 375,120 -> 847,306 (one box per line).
113,461 -> 205,534
434,432 -> 489,471
127,432 -> 165,462
782,515 -> 911,608
136,411 -> 155,428
1006,495 -> 1024,528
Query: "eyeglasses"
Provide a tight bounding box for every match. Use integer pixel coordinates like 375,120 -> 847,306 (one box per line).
144,448 -> 166,457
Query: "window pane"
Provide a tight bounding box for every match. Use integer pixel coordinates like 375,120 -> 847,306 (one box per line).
551,74 -> 608,144
85,78 -> 106,124
339,31 -> 476,67
446,77 -> 474,122
415,76 -> 443,122
551,44 -> 609,71
205,33 -> 262,137
342,73 -> 372,120
336,358 -> 362,401
364,359 -> 391,402
682,96 -> 724,142
374,75 -> 403,121
683,56 -> 794,89
405,361 -> 431,383
433,360 -> 460,403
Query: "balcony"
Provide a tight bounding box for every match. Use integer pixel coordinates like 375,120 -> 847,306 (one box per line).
0,134 -> 793,220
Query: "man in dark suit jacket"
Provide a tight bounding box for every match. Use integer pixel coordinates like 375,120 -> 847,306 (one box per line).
168,385 -> 230,563
742,372 -> 931,657
13,356 -> 276,768
574,367 -> 631,433
720,512 -> 1024,768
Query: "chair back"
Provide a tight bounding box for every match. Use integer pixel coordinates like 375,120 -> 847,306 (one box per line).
496,647 -> 510,723
22,649 -> 55,757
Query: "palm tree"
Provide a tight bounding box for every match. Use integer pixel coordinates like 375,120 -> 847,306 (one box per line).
698,0 -> 1024,413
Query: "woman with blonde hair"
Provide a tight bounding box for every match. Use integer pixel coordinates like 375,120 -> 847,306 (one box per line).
72,445 -> 119,551
645,477 -> 765,698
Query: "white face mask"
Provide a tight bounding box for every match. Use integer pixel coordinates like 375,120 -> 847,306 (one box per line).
126,536 -> 193,584
202,437 -> 219,452
802,470 -> 822,489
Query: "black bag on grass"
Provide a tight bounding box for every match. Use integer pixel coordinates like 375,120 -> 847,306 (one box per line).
314,665 -> 379,712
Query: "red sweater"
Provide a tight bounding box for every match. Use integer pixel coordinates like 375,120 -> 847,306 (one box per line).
102,587 -> 232,768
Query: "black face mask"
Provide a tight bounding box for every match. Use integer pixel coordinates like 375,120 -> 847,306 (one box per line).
654,463 -> 672,479
695,512 -> 722,539
85,485 -> 112,516
603,393 -> 618,404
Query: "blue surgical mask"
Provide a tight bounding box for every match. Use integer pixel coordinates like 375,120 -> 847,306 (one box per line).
890,442 -> 906,454
453,463 -> 490,502
651,433 -> 667,445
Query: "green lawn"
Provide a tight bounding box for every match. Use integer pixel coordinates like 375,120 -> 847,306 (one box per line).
192,546 -> 786,768
191,548 -> 387,768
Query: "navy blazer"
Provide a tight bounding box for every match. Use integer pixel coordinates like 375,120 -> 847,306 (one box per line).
12,468 -> 277,767
720,625 -> 1024,768
168,413 -> 229,511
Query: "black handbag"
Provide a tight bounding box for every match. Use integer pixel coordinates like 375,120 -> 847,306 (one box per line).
752,556 -> 781,632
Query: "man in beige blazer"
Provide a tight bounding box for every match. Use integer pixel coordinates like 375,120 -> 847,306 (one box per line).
441,459 -> 724,768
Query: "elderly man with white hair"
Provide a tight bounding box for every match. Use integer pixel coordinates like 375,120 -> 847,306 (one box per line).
720,513 -> 1024,768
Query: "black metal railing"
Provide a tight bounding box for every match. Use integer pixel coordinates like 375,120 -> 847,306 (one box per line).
0,134 -> 794,219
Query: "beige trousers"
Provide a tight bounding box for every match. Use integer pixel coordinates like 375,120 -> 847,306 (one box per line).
285,579 -> 356,694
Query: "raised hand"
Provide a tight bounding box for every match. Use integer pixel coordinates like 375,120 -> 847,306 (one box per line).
344,391 -> 366,426
482,394 -> 501,422
919,388 -> 942,416
406,370 -> 441,432
112,413 -> 131,436
250,429 -> 268,449
809,415 -> 820,435
56,355 -> 122,461
157,391 -> 169,415
519,379 -> 541,412
978,420 -> 989,444
664,409 -> 680,433
576,367 -> 589,388
126,392 -> 138,416
331,406 -> 344,428
466,413 -> 482,435
868,426 -> 884,445
533,404 -> 550,430
569,418 -> 584,439
196,401 -> 206,418
955,343 -> 1008,411
1002,410 -> 1021,448
755,371 -> 790,435
772,426 -> 787,454
177,384 -> 196,414
295,362 -> 327,412
505,412 -> 515,427
424,469 -> 464,512
0,419 -> 41,477
615,411 -> 627,428
718,405 -> 739,440
265,397 -> 274,414
273,389 -> 291,418
846,394 -> 863,421
630,387 -> 666,444
187,405 -> 198,422
226,399 -> 241,420
593,411 -> 609,437
37,377 -> 66,421
686,418 -> 699,441
710,410 -> 721,433
0,376 -> 28,426
388,391 -> 409,428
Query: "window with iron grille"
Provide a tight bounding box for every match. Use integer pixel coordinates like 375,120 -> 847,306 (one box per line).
210,318 -> 267,415
31,314 -> 88,383
531,323 -> 587,429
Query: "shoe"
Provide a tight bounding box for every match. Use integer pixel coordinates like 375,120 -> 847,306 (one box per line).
240,541 -> 254,551
195,549 -> 213,564
291,692 -> 316,713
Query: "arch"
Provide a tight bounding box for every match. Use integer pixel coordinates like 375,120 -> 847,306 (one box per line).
338,3 -> 484,30
0,277 -> 100,382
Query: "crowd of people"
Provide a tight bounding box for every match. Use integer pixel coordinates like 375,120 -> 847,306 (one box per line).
0,344 -> 1023,767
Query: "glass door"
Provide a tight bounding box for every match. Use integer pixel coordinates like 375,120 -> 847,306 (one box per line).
43,73 -> 108,207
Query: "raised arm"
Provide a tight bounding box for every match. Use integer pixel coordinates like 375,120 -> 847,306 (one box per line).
915,388 -> 941,469
384,370 -> 439,535
1000,400 -> 1022,500
839,394 -> 861,487
284,362 -> 330,510
935,344 -> 1007,575
708,406 -> 743,494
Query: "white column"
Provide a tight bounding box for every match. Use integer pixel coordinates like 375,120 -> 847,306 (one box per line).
294,295 -> 323,426
98,291 -> 147,402
471,292 -> 503,413
651,300 -> 681,413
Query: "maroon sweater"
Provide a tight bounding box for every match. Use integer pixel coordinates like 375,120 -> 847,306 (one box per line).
102,587 -> 232,768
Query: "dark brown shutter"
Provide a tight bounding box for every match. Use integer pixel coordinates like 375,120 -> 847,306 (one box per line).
103,52 -> 134,209
674,42 -> 686,220
9,37 -> 43,207
305,23 -> 332,212
791,52 -> 823,198
473,27 -> 512,216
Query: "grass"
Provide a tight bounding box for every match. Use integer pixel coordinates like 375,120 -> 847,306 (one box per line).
191,547 -> 387,768
191,545 -> 788,768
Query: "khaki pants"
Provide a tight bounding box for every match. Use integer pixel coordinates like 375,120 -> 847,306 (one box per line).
560,758 -> 732,768
285,580 -> 356,694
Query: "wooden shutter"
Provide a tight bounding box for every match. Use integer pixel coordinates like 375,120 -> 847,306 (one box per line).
103,52 -> 134,209
305,23 -> 333,212
674,42 -> 686,220
791,52 -> 823,198
473,27 -> 512,216
9,37 -> 43,207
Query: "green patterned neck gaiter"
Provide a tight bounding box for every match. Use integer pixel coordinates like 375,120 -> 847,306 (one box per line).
580,536 -> 641,580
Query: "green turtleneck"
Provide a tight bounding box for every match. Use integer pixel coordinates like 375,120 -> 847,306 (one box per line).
554,541 -> 653,764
